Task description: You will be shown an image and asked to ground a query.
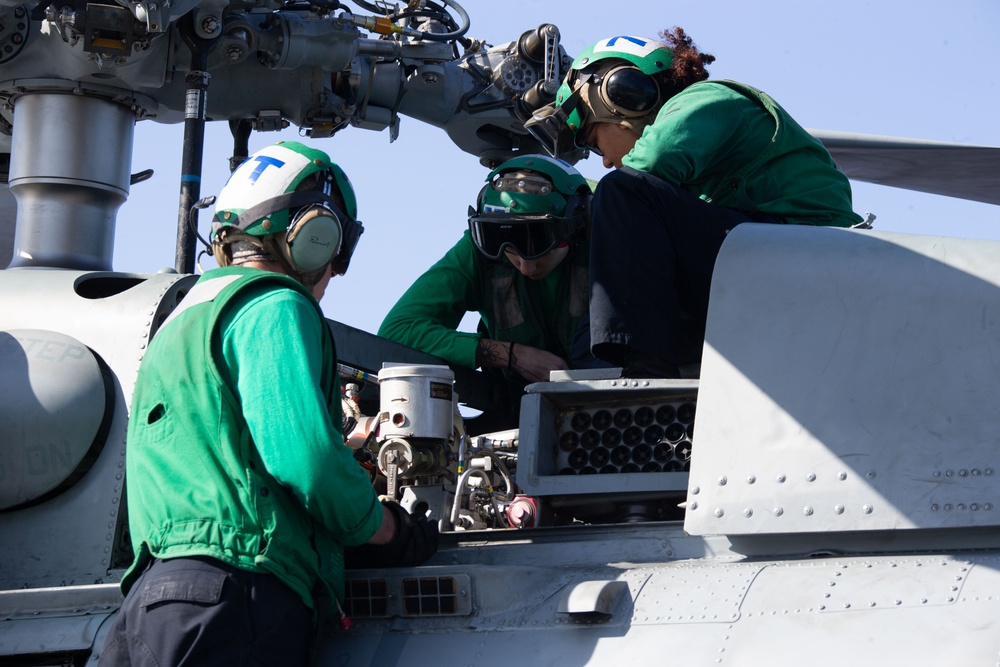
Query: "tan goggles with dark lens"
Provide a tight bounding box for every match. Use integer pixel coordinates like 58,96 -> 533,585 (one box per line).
523,89 -> 588,159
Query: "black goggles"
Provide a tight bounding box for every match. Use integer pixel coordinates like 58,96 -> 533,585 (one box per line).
468,208 -> 578,261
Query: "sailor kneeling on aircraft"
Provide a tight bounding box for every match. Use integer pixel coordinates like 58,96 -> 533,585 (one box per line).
526,28 -> 863,378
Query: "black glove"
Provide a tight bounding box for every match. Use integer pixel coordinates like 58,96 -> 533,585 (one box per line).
344,501 -> 439,569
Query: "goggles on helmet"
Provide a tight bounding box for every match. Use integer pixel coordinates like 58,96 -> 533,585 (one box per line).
524,84 -> 589,159
468,207 -> 579,261
526,63 -> 662,159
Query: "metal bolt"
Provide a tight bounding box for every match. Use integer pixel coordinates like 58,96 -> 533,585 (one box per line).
773,507 -> 784,517
200,15 -> 220,35
863,504 -> 873,514
776,474 -> 786,483
718,476 -> 728,486
714,508 -> 725,518
834,504 -> 845,515
803,506 -> 814,516
806,472 -> 816,482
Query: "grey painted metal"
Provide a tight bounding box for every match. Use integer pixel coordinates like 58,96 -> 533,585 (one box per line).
0,329 -> 108,509
325,526 -> 1000,666
0,268 -> 195,590
8,92 -> 136,270
0,584 -> 120,660
686,224 -> 1000,536
0,185 -> 12,269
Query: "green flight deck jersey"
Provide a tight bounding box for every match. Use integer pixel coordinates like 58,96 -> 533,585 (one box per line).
624,80 -> 862,227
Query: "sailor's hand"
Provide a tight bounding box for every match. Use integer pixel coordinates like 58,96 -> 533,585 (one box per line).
508,344 -> 568,383
345,501 -> 439,569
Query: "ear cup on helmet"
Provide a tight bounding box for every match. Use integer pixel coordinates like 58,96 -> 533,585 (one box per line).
598,65 -> 661,118
283,205 -> 343,272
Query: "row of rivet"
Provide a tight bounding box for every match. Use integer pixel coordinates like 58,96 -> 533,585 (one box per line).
933,469 -> 994,478
931,503 -> 993,511
691,470 -> 856,495
688,503 -> 875,517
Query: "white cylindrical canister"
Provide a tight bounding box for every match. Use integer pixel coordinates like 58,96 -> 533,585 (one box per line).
378,364 -> 455,440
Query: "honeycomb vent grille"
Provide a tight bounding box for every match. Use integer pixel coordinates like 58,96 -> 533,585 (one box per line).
556,401 -> 695,475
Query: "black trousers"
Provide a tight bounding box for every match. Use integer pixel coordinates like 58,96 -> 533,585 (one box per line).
587,167 -> 781,367
98,556 -> 313,666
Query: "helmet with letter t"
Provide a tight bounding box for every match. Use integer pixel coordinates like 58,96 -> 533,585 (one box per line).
467,154 -> 592,261
525,32 -> 710,157
211,141 -> 364,284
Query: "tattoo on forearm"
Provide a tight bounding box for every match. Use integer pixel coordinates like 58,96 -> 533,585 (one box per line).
476,339 -> 503,367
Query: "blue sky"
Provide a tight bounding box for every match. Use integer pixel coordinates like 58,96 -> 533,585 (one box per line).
114,0 -> 1000,335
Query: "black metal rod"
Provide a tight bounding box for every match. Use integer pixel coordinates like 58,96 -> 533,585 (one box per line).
175,66 -> 210,274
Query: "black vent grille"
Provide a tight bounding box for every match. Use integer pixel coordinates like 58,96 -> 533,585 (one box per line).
402,576 -> 458,615
344,574 -> 472,619
344,578 -> 388,617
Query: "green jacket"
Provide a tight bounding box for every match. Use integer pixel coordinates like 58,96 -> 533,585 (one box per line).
379,229 -> 588,382
123,267 -> 382,607
625,80 -> 862,227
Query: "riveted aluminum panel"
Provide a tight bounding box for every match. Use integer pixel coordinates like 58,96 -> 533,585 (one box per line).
629,562 -> 760,625
685,225 -> 1000,535
0,270 -> 196,588
330,533 -> 1000,667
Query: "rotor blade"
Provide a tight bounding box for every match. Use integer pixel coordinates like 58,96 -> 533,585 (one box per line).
809,130 -> 1000,206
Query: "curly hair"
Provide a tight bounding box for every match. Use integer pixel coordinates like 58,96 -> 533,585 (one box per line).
657,27 -> 715,97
